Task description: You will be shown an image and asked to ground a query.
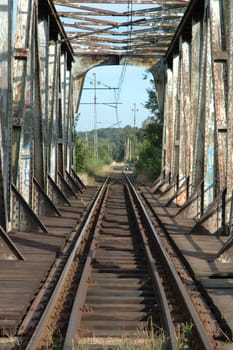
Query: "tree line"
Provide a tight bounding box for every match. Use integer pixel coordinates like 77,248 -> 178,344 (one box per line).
75,76 -> 163,182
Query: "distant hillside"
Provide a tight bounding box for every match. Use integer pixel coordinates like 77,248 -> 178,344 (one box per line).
77,125 -> 139,143
77,126 -> 140,162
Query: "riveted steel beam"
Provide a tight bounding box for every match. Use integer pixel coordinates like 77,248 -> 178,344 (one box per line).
12,0 -> 32,188
161,0 -> 232,234
210,0 -> 227,192
189,19 -> 201,192
0,0 -> 12,230
226,0 -> 233,228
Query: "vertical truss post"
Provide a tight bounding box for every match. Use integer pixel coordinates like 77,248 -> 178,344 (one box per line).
38,13 -> 49,191
66,70 -> 74,172
190,19 -> 201,195
59,51 -> 66,174
64,69 -> 70,171
47,42 -> 58,180
181,40 -> 191,179
172,54 -> 180,178
210,0 -> 227,192
162,66 -> 173,177
178,38 -> 191,203
226,0 -> 233,223
12,0 -> 32,186
203,9 -> 215,210
57,38 -> 64,177
33,3 -> 45,189
0,0 -> 13,229
193,8 -> 207,191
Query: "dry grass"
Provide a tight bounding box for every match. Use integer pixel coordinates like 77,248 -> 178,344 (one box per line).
75,325 -> 167,350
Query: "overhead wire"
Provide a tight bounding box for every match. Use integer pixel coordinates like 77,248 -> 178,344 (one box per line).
114,0 -> 134,122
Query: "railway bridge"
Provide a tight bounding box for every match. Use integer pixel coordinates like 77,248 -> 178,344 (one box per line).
1,0 -> 233,349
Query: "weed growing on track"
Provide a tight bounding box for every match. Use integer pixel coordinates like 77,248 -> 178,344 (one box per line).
50,324 -> 167,349
76,336 -> 166,349
177,322 -> 194,350
76,325 -> 167,349
50,322 -> 199,349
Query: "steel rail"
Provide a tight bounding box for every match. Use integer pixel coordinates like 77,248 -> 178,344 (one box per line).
63,174 -> 177,349
25,177 -> 109,350
63,183 -> 110,349
125,183 -> 178,350
125,174 -> 214,350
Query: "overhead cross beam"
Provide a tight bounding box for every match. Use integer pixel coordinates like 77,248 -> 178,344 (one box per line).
53,0 -> 190,59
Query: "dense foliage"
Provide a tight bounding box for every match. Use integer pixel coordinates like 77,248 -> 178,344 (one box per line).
75,126 -> 140,174
75,75 -> 163,182
134,77 -> 163,181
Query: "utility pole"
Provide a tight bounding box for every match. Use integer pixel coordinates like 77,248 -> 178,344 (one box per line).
131,103 -> 138,160
132,103 -> 139,128
87,74 -> 119,161
93,73 -> 98,160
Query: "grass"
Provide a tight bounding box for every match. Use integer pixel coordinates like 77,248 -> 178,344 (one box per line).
75,324 -> 167,350
177,322 -> 194,350
50,322 -> 199,350
76,335 -> 166,350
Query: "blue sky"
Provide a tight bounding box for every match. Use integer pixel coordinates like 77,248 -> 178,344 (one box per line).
76,65 -> 153,132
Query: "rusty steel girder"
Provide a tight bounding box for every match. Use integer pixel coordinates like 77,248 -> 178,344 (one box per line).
1,0 -> 233,258
161,0 -> 232,238
0,0 -> 75,258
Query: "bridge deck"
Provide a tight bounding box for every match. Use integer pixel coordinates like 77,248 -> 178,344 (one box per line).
142,189 -> 233,339
0,188 -> 98,337
0,185 -> 232,347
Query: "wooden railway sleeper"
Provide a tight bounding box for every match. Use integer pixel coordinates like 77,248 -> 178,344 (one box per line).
125,175 -> 216,349
23,178 -> 109,350
124,183 -> 178,350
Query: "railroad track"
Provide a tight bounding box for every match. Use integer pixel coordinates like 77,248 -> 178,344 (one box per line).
20,173 -> 218,349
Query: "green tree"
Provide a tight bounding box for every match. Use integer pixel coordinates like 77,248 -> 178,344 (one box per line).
98,141 -> 113,164
135,78 -> 163,181
75,136 -> 88,172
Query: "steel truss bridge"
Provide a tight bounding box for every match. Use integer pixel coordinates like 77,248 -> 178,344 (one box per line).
0,0 -> 233,261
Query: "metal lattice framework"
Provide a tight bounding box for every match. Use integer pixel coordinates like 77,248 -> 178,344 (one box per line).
53,0 -> 190,59
1,0 -> 233,260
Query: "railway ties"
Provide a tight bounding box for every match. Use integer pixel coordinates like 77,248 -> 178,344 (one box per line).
24,173 -> 219,349
61,178 -> 164,349
79,183 -> 158,340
